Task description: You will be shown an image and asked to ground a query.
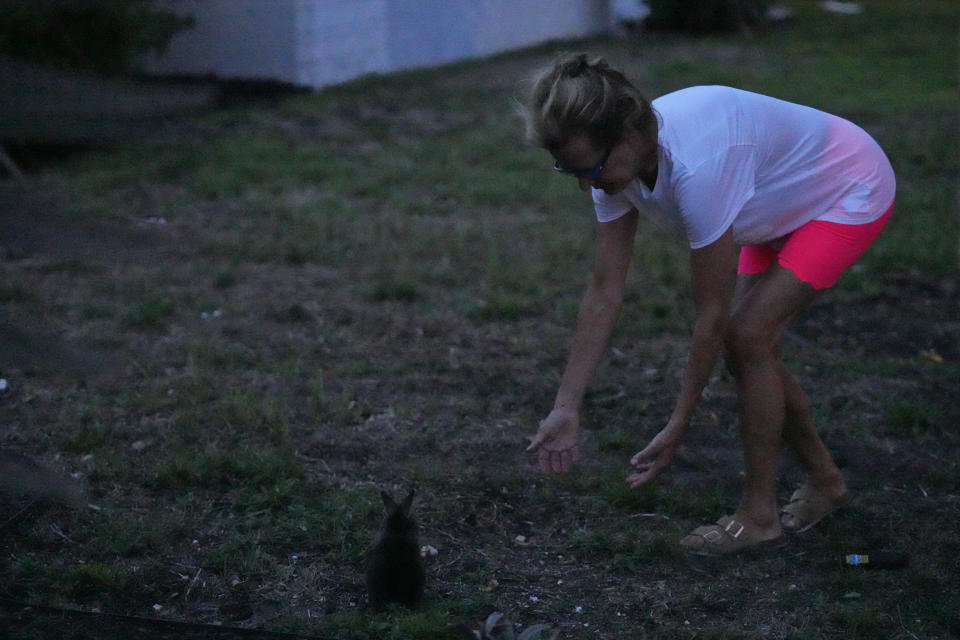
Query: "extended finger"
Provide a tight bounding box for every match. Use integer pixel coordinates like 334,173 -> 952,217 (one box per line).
525,437 -> 541,453
559,449 -> 573,472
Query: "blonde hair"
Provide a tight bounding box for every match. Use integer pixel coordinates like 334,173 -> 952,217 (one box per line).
524,53 -> 656,153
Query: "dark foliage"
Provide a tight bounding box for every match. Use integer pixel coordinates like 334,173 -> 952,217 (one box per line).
0,0 -> 193,74
645,0 -> 770,34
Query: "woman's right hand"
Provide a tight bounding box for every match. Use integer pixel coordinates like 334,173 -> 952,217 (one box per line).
627,426 -> 682,487
526,407 -> 581,474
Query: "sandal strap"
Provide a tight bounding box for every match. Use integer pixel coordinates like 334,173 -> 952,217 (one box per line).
781,482 -> 851,532
682,515 -> 783,555
690,516 -> 746,545
719,516 -> 745,539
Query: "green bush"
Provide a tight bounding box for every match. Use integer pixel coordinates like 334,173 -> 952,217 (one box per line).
0,0 -> 193,74
645,0 -> 770,34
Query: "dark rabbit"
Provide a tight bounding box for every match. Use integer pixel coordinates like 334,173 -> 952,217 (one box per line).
366,488 -> 425,610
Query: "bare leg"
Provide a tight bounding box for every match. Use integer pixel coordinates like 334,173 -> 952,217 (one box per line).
777,364 -> 850,531
723,265 -> 822,539
730,273 -> 848,531
681,266 -> 850,551
734,274 -> 846,491
733,354 -> 786,533
779,363 -> 846,492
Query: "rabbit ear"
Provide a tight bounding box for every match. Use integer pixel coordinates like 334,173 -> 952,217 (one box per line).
380,490 -> 397,511
400,488 -> 415,514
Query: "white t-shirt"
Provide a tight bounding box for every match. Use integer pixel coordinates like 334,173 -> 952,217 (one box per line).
593,86 -> 896,248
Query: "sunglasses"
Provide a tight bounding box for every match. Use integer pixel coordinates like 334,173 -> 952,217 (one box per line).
553,146 -> 611,179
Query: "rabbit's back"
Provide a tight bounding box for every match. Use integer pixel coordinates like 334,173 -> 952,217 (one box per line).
366,536 -> 424,609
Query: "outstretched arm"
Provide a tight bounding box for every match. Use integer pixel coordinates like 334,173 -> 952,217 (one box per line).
628,226 -> 737,486
527,209 -> 639,474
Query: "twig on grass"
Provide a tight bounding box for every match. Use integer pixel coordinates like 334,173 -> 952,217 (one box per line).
0,498 -> 41,531
49,522 -> 75,543
184,568 -> 203,600
897,604 -> 921,640
435,549 -> 464,571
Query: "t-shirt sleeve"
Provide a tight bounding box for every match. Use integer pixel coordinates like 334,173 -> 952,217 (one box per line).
592,188 -> 633,223
673,144 -> 757,248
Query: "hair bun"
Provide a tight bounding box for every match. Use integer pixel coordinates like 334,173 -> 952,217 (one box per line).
560,53 -> 590,77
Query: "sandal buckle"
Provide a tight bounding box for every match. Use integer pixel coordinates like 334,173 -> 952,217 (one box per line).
724,519 -> 745,539
703,530 -> 723,542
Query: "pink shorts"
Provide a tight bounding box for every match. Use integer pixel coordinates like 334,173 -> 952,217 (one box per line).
737,203 -> 894,290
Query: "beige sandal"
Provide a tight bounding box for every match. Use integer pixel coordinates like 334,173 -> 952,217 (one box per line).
781,483 -> 851,533
680,515 -> 781,556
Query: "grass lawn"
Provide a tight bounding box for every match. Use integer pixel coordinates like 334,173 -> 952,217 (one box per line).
1,1 -> 958,638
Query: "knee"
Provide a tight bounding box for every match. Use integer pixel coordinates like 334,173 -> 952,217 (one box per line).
724,321 -> 777,372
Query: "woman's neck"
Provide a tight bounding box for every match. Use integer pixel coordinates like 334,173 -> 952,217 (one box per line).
641,164 -> 657,191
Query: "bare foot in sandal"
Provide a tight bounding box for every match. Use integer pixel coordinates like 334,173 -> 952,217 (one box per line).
781,478 -> 851,533
680,515 -> 782,556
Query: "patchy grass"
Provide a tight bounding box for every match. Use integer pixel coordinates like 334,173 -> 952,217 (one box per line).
2,1 -> 959,638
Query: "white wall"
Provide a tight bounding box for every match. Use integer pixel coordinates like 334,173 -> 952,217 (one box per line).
148,0 -> 613,88
293,0 -> 390,87
384,0 -> 610,69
